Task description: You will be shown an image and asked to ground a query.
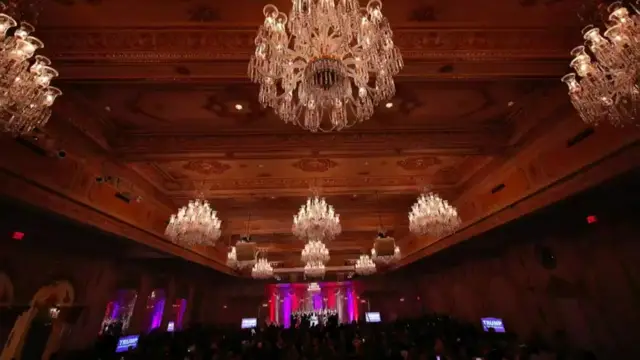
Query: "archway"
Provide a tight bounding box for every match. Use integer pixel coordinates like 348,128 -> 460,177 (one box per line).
0,280 -> 75,360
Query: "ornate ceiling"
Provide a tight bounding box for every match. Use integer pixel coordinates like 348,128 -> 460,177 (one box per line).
0,0 -> 638,280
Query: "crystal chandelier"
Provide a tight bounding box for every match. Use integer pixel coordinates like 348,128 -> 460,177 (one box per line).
0,7 -> 62,135
409,191 -> 461,238
304,261 -> 326,278
354,254 -> 376,276
293,195 -> 341,242
248,0 -> 403,132
251,258 -> 274,279
301,240 -> 330,263
562,2 -> 640,127
307,282 -> 321,292
371,235 -> 401,265
165,198 -> 222,246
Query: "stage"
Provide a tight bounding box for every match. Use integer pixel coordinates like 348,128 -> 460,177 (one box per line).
267,282 -> 359,327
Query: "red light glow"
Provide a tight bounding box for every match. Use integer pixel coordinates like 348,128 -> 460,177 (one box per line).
586,215 -> 598,224
12,231 -> 24,240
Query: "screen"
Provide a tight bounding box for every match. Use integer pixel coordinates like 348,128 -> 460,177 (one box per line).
241,318 -> 257,329
167,321 -> 175,332
365,312 -> 381,323
115,335 -> 139,353
481,317 -> 506,333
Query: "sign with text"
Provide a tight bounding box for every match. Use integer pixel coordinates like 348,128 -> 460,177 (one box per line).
115,335 -> 139,353
481,317 -> 506,333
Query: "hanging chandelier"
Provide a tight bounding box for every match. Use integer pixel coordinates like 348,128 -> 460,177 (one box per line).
354,254 -> 376,275
251,258 -> 274,279
0,7 -> 62,135
304,261 -> 326,278
165,198 -> 222,246
562,2 -> 640,127
301,240 -> 330,263
409,191 -> 461,238
293,195 -> 341,242
307,282 -> 321,292
248,0 -> 403,132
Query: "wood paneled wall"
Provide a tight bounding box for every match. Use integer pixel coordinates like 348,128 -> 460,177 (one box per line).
0,235 -> 269,350
359,172 -> 640,356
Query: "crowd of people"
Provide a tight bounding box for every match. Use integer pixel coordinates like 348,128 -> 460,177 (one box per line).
54,314 -> 602,360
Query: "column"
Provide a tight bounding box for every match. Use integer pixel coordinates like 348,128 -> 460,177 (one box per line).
181,284 -> 195,327
128,275 -> 150,334
160,277 -> 176,330
275,292 -> 280,325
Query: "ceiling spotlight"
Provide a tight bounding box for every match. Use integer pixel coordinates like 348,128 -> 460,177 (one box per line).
235,104 -> 243,110
385,102 -> 394,108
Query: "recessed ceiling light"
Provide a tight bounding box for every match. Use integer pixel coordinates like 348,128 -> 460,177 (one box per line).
235,104 -> 243,110
258,164 -> 264,168
385,102 -> 393,108
507,101 -> 515,107
104,106 -> 111,112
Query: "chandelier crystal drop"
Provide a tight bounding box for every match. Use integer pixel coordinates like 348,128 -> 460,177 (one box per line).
409,191 -> 461,238
251,258 -> 274,279
293,195 -> 341,242
354,254 -> 376,275
304,261 -> 326,278
301,240 -> 330,263
562,2 -> 640,127
248,0 -> 403,132
0,10 -> 62,135
165,198 -> 222,246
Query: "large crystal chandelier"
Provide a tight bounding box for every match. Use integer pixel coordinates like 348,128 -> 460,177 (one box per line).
304,261 -> 326,278
165,198 -> 222,246
301,240 -> 330,263
293,195 -> 341,242
562,2 -> 640,127
354,254 -> 376,275
0,7 -> 62,135
248,0 -> 403,132
251,258 -> 274,279
409,191 -> 461,238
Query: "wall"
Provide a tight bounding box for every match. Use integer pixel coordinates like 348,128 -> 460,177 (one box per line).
359,170 -> 640,357
0,238 -> 271,350
0,197 -> 269,352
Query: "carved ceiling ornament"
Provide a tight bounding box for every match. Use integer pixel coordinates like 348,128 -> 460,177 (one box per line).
182,160 -> 231,175
38,28 -> 574,62
397,156 -> 442,171
167,175 -> 457,193
292,158 -> 338,173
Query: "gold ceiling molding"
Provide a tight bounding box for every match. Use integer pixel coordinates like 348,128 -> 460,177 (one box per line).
38,27 -> 576,61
